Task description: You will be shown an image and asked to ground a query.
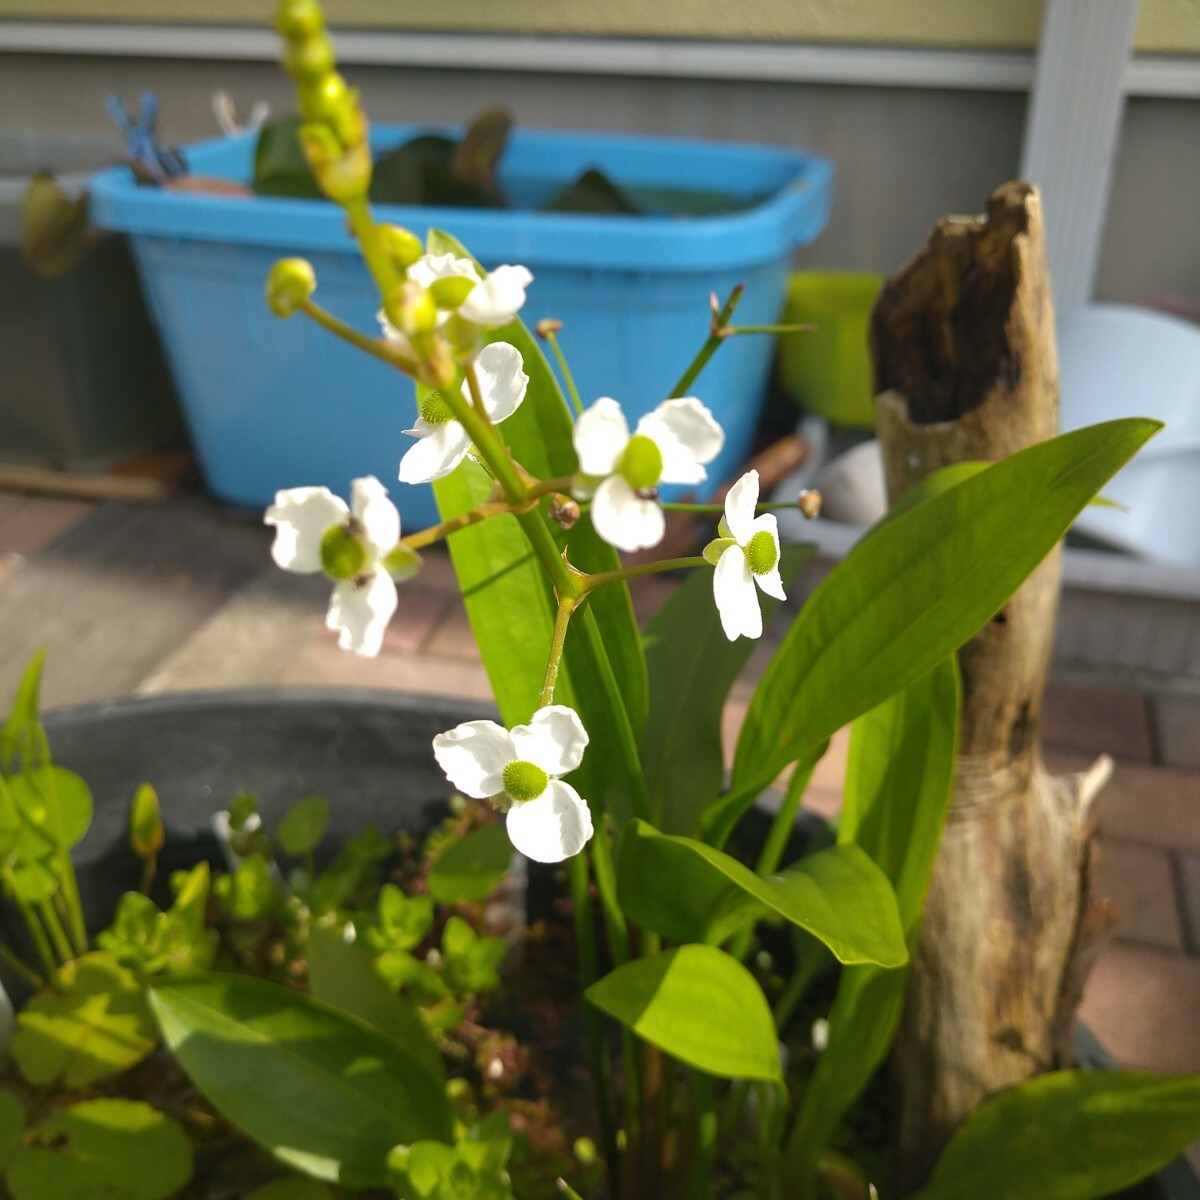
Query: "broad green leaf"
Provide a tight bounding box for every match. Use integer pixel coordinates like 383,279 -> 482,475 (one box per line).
0,1089 -> 24,1169
428,229 -> 647,825
910,1070 -> 1200,1200
427,823 -> 513,903
1,649 -> 48,771
617,820 -> 906,966
641,545 -> 813,836
785,658 -> 960,1186
276,794 -> 330,856
12,953 -> 156,1088
8,765 -> 92,851
712,418 -> 1160,845
6,1098 -> 192,1200
19,174 -> 94,280
306,924 -> 445,1086
586,945 -> 780,1081
149,974 -> 451,1185
253,116 -> 322,199
128,783 -> 164,859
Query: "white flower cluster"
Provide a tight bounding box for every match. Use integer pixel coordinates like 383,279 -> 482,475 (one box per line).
264,256 -> 789,862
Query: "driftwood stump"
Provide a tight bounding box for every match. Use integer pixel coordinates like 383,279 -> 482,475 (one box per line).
869,183 -> 1116,1188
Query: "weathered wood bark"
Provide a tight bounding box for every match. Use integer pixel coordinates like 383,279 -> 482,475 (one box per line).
868,183 -> 1117,1188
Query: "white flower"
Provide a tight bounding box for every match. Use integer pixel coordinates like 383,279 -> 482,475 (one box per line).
409,254 -> 533,329
398,341 -> 529,484
572,396 -> 724,552
432,705 -> 593,863
264,475 -> 417,657
704,469 -> 785,641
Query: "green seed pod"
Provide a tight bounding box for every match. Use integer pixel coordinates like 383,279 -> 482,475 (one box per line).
265,257 -> 317,317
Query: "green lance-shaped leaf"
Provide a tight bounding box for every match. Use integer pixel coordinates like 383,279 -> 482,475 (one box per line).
617,820 -> 905,966
276,794 -> 330,856
641,545 -> 814,837
909,1070 -> 1200,1200
586,945 -> 781,1081
149,973 -> 452,1186
784,657 -> 960,1187
428,228 -> 647,824
1,649 -> 49,771
707,418 -> 1160,846
306,924 -> 445,1087
128,782 -> 164,859
11,952 -> 157,1088
6,1098 -> 192,1200
427,822 -> 513,903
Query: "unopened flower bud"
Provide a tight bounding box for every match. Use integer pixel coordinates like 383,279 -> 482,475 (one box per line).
797,489 -> 822,519
549,494 -> 580,530
535,318 -> 564,339
266,257 -> 317,317
285,32 -> 335,81
379,224 -> 423,272
275,0 -> 324,40
385,280 -> 439,337
298,120 -> 371,203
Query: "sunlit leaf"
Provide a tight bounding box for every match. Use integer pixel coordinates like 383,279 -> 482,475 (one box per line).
150,974 -> 452,1185
276,794 -> 329,856
586,945 -> 780,1081
427,823 -> 513,903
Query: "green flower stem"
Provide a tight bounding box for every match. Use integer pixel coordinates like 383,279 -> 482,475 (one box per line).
659,499 -> 803,515
668,285 -> 744,399
296,297 -> 419,374
581,557 -> 709,595
541,329 -> 585,418
0,940 -> 43,990
343,193 -> 401,301
687,1069 -> 717,1200
522,474 -> 579,502
55,847 -> 87,955
722,322 -> 814,337
400,498 -> 512,552
569,852 -> 620,1192
4,876 -> 55,977
36,896 -> 73,966
541,596 -> 578,709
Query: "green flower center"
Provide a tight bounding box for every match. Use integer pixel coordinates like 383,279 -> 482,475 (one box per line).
320,524 -> 367,581
429,275 -> 476,310
419,390 -> 455,426
501,760 -> 549,803
745,529 -> 779,576
619,435 -> 664,492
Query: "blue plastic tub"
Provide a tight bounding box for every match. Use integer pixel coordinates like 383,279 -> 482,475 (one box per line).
89,125 -> 833,528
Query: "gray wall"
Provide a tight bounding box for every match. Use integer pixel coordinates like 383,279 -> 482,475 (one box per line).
1,50 -> 1196,302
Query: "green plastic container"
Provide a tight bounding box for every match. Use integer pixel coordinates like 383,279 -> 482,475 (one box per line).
777,272 -> 883,430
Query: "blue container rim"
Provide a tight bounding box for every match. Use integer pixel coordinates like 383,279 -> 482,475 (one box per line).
88,123 -> 833,273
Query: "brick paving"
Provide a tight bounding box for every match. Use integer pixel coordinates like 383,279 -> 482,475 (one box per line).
1,489 -> 1197,1077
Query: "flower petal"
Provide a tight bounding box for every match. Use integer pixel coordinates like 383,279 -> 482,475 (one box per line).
408,253 -> 479,288
724,470 -> 761,545
713,545 -> 762,641
510,705 -> 590,777
459,265 -> 533,327
506,779 -> 594,863
637,398 -> 724,484
376,310 -> 414,355
469,341 -> 529,425
326,567 -> 398,657
350,476 -> 401,558
398,421 -> 472,484
264,487 -> 348,573
432,719 -> 515,799
755,566 -> 787,602
591,476 -> 665,552
573,398 -> 630,478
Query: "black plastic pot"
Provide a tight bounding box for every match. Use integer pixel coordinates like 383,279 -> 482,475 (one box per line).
17,689 -> 1200,1199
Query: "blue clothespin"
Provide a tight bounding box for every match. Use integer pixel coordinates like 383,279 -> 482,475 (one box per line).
106,91 -> 187,182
